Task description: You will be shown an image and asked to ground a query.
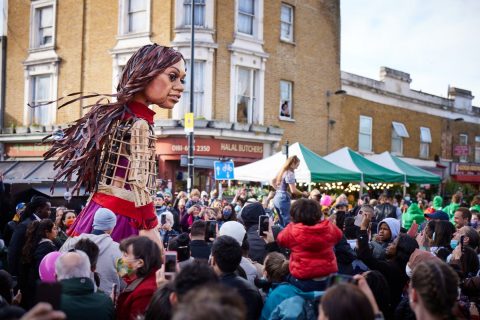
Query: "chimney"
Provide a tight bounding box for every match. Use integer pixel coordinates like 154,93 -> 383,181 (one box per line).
448,86 -> 473,111
379,67 -> 411,95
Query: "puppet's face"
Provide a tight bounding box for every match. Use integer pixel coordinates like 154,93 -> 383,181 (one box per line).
144,60 -> 186,109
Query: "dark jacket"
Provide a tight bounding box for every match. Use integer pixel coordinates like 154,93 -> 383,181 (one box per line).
335,235 -> 356,275
246,225 -> 267,264
60,277 -> 114,320
190,239 -> 211,260
19,239 -> 58,309
220,273 -> 263,320
357,229 -> 408,310
7,216 -> 36,275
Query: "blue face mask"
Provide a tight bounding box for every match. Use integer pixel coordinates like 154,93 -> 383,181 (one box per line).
471,221 -> 478,229
223,209 -> 232,218
450,239 -> 459,250
235,205 -> 242,212
404,197 -> 411,202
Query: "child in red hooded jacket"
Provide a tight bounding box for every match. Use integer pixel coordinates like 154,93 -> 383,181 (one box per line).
277,199 -> 342,292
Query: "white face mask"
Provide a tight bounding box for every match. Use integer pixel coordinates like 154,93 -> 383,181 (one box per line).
405,264 -> 413,278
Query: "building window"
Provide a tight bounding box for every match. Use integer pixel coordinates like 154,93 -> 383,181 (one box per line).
280,4 -> 293,42
183,0 -> 206,27
127,0 -> 148,33
29,75 -> 53,125
235,67 -> 259,124
391,122 -> 409,156
420,127 -> 431,159
358,115 -> 372,153
30,1 -> 56,50
181,60 -> 205,118
237,0 -> 255,35
459,134 -> 468,162
279,80 -> 292,119
475,136 -> 480,163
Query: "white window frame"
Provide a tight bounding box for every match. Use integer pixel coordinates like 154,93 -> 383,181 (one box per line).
358,115 -> 372,153
23,63 -> 58,126
118,0 -> 151,36
391,128 -> 403,156
172,47 -> 214,120
392,121 -> 410,138
459,133 -> 468,162
280,3 -> 294,42
183,0 -> 206,27
475,136 -> 480,163
279,80 -> 293,120
234,66 -> 258,124
179,59 -> 206,118
235,0 -> 263,40
29,0 -> 57,51
420,127 -> 431,159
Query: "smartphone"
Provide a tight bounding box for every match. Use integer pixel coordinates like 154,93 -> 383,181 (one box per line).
160,214 -> 167,225
35,282 -> 62,310
164,251 -> 177,274
258,215 -> 270,236
205,220 -> 217,241
327,273 -> 355,287
354,212 -> 364,227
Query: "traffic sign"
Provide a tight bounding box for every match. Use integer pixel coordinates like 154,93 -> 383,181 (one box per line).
184,113 -> 194,133
214,160 -> 235,180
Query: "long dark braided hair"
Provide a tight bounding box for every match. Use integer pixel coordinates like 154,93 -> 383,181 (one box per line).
41,44 -> 184,194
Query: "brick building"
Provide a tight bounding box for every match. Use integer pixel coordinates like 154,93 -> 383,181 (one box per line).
336,67 -> 480,187
0,0 -> 341,194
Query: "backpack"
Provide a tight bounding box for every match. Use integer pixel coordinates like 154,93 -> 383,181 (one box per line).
269,292 -> 323,320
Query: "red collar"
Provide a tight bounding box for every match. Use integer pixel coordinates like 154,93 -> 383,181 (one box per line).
126,101 -> 156,124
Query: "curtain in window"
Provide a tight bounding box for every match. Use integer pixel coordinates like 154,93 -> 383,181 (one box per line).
391,129 -> 402,155
39,6 -> 53,46
280,5 -> 292,40
236,68 -> 250,123
32,75 -> 52,126
182,60 -> 205,118
128,0 -> 147,33
183,0 -> 206,27
238,0 -> 254,34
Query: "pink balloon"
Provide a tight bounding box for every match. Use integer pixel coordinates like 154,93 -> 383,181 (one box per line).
39,251 -> 62,282
320,195 -> 333,207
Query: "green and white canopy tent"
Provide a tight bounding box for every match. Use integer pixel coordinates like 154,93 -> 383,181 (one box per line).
233,143 -> 361,184
365,151 -> 442,185
323,148 -> 405,187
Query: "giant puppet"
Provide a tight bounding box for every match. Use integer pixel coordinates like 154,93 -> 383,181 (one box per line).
43,45 -> 185,242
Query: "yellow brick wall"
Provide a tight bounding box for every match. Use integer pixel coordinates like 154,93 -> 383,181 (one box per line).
4,1 -> 30,126
262,0 -> 341,155
337,95 -> 445,160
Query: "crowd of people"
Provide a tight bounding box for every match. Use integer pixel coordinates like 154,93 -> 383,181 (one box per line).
1,181 -> 480,320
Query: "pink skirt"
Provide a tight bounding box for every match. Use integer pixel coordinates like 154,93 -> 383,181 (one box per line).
68,198 -> 139,242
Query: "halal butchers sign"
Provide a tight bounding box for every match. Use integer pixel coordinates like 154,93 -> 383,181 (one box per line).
454,145 -> 469,156
157,138 -> 264,159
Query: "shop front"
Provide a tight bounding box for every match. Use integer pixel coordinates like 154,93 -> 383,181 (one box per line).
450,162 -> 480,188
156,137 -> 274,192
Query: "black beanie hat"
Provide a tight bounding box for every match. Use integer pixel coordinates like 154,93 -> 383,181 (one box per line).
241,202 -> 265,227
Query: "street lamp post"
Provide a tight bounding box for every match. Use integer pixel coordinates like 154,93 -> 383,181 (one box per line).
187,2 -> 196,193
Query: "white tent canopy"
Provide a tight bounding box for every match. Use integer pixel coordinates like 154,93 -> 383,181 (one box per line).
234,143 -> 310,183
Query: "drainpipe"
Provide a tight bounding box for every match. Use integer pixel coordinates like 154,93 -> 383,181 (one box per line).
0,36 -> 7,161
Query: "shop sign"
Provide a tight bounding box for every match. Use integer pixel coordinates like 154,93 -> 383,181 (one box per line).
157,138 -> 264,159
454,145 -> 469,156
6,143 -> 51,157
451,162 -> 480,175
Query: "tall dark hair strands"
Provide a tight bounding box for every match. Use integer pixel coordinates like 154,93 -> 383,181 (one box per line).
37,44 -> 183,195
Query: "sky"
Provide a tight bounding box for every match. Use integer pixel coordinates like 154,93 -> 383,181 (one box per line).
341,0 -> 480,106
